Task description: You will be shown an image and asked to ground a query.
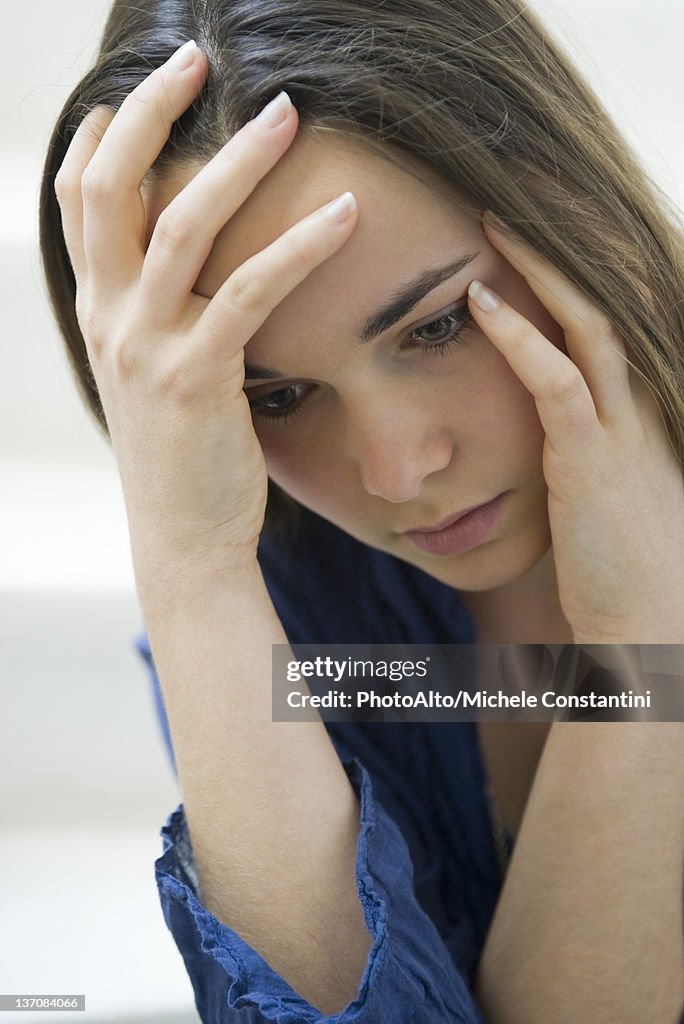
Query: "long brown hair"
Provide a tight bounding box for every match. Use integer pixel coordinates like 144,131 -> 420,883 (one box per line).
39,0 -> 684,538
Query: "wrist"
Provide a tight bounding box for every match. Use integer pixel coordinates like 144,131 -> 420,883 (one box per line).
133,541 -> 265,608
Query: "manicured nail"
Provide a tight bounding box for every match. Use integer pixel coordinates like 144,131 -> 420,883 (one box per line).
168,40 -> 198,73
256,91 -> 292,128
468,279 -> 501,313
321,191 -> 357,223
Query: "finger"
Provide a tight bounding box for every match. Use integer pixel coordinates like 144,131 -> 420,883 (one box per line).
482,213 -> 631,423
81,40 -> 206,290
53,106 -> 116,284
467,278 -> 601,458
139,92 -> 300,327
196,191 -> 358,360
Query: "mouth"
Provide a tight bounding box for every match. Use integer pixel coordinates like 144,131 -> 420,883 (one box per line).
402,492 -> 509,556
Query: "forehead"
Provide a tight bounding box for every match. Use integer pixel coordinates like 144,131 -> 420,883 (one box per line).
144,133 -> 483,372
147,128 -> 479,268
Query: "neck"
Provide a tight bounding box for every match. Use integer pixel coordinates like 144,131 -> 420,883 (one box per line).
459,547 -> 574,645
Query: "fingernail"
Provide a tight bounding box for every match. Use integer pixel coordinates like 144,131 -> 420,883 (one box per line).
168,40 -> 198,73
256,91 -> 292,129
321,191 -> 357,223
468,280 -> 501,313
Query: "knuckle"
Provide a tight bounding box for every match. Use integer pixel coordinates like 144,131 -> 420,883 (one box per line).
217,148 -> 242,186
80,105 -> 116,143
128,78 -> 156,111
229,269 -> 266,313
80,166 -> 112,203
504,323 -> 531,356
74,288 -> 89,328
283,227 -> 320,267
53,169 -> 72,201
112,338 -> 140,382
129,70 -> 174,132
584,306 -> 616,341
153,206 -> 195,253
550,366 -> 585,404
77,296 -> 109,359
155,355 -> 197,405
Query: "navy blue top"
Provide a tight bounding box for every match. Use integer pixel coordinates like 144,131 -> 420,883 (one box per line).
134,506 -> 513,1023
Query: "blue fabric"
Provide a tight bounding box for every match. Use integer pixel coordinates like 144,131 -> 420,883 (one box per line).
134,507 -> 510,1022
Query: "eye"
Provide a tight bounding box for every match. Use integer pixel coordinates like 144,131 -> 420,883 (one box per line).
248,383 -> 312,425
247,299 -> 475,426
405,301 -> 474,356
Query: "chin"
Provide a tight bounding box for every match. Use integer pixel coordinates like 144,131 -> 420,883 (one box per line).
415,518 -> 553,594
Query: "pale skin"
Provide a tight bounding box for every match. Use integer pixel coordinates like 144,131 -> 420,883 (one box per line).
54,40 -> 684,1022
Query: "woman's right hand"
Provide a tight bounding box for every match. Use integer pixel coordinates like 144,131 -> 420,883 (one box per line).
53,41 -> 358,577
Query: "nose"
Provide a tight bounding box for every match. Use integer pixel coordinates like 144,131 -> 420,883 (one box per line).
343,392 -> 454,503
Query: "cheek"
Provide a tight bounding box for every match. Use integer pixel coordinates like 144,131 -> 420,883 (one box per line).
448,340 -> 546,470
256,336 -> 547,511
258,425 -> 350,513
259,429 -> 317,483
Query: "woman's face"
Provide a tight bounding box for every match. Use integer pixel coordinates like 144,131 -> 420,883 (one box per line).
144,132 -> 567,594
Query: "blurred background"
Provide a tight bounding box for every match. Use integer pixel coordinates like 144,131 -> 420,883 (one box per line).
1,1 -> 682,1021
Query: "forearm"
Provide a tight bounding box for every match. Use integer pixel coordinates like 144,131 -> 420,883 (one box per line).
137,557 -> 371,1015
474,722 -> 684,1024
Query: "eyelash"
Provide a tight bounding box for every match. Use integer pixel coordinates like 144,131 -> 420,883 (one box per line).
410,302 -> 474,356
248,300 -> 474,426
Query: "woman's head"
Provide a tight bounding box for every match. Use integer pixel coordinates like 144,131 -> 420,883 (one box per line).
40,0 -> 684,586
143,125 -> 563,593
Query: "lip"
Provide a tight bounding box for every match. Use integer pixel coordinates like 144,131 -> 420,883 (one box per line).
405,500 -> 497,534
404,492 -> 509,556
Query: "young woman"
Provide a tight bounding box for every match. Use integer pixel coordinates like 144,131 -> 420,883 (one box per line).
40,1 -> 684,1021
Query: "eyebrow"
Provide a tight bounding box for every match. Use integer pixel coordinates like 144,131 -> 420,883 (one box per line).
243,251 -> 480,381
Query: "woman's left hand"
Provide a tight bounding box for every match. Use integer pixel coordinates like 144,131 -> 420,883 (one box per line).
467,211 -> 684,643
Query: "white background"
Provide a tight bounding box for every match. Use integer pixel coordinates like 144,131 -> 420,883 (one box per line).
1,1 -> 682,1021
